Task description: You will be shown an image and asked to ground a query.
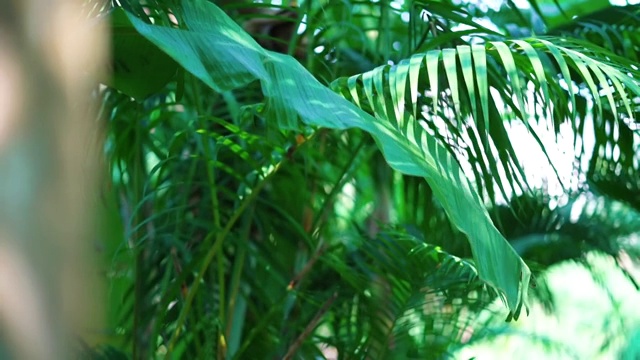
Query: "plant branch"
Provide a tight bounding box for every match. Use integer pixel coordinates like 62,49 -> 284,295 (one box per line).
165,160 -> 284,357
282,291 -> 339,360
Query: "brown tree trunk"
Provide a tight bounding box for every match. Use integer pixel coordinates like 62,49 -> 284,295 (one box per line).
0,1 -> 106,358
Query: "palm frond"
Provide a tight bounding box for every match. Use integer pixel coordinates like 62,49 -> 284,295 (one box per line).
336,37 -> 640,198
323,228 -> 493,359
527,0 -> 611,30
497,192 -> 640,261
118,1 -> 531,317
99,0 -> 640,358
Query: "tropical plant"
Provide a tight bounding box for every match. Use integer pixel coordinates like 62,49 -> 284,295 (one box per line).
94,0 -> 640,358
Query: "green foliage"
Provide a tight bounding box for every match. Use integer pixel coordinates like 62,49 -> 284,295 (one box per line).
108,8 -> 178,99
96,0 -> 640,358
123,0 -> 529,319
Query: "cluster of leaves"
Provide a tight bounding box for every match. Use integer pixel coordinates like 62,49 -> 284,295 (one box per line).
96,0 -> 640,358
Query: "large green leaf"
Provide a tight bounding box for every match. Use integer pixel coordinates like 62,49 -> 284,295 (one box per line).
334,32 -> 640,312
121,1 -> 530,317
108,8 -> 178,99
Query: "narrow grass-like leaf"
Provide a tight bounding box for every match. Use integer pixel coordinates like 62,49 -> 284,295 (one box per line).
426,50 -> 441,118
564,49 -> 603,121
408,54 -> 423,120
512,40 -> 549,107
458,45 -> 479,127
491,41 -> 526,119
537,39 -> 577,120
472,44 -> 489,144
443,49 -> 462,125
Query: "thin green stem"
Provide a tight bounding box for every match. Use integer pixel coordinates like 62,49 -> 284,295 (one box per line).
286,1 -> 306,57
132,107 -> 148,360
378,0 -> 390,61
148,158 -> 199,348
224,204 -> 253,357
165,162 -> 283,357
310,137 -> 369,231
193,78 -> 221,231
282,292 -> 338,360
192,78 -> 226,358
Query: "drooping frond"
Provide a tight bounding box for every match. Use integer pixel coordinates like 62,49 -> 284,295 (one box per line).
494,191 -> 640,290
97,0 -> 640,358
324,228 -> 494,359
119,1 -> 531,317
332,36 -> 640,204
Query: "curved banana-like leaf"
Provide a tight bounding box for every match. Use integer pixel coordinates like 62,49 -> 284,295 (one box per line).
123,1 -> 530,317
330,36 -> 640,314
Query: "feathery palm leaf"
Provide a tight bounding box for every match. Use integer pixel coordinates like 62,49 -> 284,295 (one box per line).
98,0 -> 640,358
320,228 -> 493,359
121,0 -> 531,315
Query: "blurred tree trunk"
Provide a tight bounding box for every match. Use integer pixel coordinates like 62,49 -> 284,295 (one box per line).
0,1 -> 106,359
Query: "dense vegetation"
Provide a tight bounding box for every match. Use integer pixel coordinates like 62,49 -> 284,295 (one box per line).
93,0 -> 640,358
